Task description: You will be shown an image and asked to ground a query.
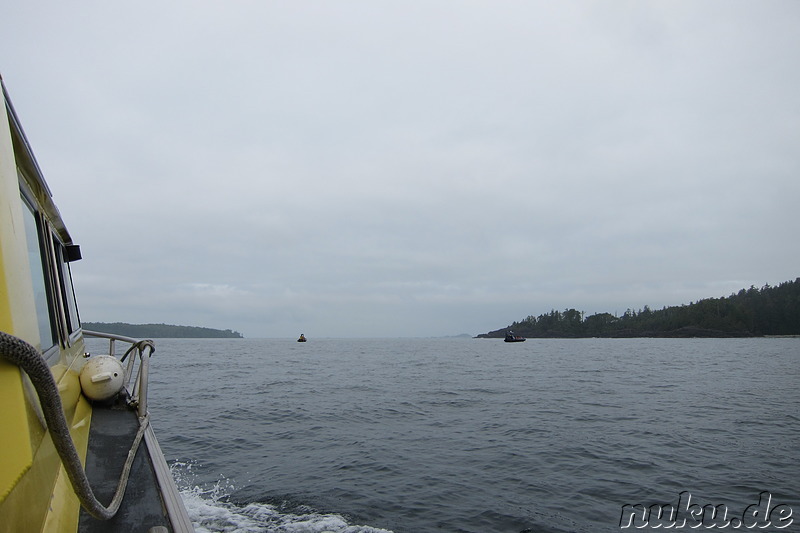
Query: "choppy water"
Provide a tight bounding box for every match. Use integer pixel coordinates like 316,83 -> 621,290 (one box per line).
97,338 -> 798,532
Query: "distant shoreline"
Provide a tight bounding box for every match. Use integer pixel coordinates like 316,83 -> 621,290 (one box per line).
82,322 -> 243,338
475,326 -> 757,339
478,278 -> 799,339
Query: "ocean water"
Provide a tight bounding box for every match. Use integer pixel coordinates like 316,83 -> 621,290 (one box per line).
97,338 -> 798,532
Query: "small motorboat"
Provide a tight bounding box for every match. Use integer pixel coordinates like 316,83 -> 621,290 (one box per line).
504,331 -> 526,342
297,334 -> 307,342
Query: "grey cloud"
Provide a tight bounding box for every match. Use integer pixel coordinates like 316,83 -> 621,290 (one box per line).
2,1 -> 798,337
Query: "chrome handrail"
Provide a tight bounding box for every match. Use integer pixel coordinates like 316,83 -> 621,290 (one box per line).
82,329 -> 154,419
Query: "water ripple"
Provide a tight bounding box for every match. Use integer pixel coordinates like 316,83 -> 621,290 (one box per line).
148,338 -> 800,533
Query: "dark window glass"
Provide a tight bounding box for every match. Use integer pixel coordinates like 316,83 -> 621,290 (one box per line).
20,196 -> 55,348
55,243 -> 80,334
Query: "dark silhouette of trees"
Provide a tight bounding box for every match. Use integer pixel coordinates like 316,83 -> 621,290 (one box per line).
478,278 -> 800,338
82,322 -> 244,338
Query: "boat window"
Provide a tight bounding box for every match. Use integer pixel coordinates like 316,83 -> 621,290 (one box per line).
55,243 -> 81,335
20,195 -> 56,349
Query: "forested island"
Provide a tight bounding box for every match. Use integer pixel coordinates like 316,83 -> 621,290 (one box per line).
478,278 -> 800,339
82,322 -> 243,338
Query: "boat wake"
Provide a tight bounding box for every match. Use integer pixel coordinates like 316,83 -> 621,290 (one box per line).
170,462 -> 393,533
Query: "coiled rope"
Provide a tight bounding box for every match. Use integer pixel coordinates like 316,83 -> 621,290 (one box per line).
0,330 -> 149,520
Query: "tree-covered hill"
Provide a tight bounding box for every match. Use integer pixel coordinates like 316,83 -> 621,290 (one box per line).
82,322 -> 243,338
477,278 -> 800,338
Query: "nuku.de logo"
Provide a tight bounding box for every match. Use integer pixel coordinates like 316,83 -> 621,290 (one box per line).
619,491 -> 793,529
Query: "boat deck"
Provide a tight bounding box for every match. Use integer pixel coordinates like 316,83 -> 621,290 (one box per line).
78,399 -> 173,533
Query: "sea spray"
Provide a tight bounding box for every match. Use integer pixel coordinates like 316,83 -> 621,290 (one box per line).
169,461 -> 394,533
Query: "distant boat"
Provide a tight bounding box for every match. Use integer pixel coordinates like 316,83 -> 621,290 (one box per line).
297,334 -> 307,342
504,331 -> 526,343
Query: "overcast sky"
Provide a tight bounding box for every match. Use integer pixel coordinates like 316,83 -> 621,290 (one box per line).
2,1 -> 798,338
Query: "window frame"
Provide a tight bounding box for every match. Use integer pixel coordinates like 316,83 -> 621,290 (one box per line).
19,191 -> 58,353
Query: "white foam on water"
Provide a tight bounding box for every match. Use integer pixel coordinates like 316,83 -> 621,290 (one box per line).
170,461 -> 393,533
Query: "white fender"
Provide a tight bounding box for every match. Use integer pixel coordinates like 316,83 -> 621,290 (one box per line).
80,355 -> 125,401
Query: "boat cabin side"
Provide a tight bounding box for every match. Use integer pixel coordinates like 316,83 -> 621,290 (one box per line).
0,77 -> 92,532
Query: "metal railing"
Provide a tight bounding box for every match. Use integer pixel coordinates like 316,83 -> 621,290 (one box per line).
82,330 -> 154,419
80,330 -> 193,530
